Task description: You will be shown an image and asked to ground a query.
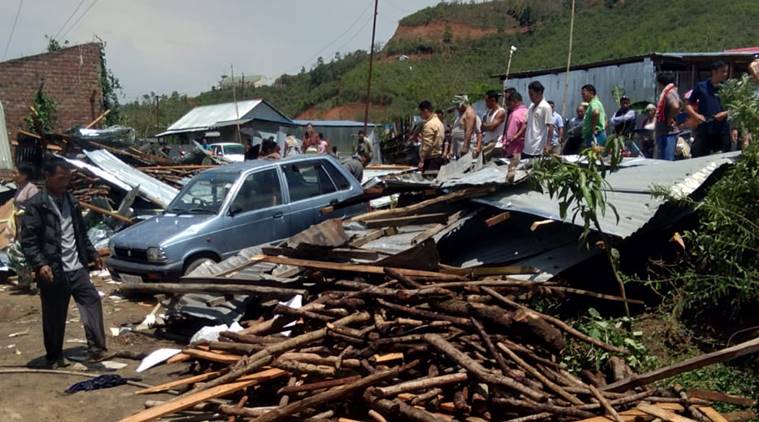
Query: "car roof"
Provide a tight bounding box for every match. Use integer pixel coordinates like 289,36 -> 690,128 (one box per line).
199,154 -> 339,176
209,142 -> 241,147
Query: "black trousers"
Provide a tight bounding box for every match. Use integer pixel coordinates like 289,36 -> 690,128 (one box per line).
422,157 -> 444,171
692,124 -> 729,158
39,267 -> 106,361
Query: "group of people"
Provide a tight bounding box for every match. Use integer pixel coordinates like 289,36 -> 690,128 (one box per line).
415,57 -> 758,171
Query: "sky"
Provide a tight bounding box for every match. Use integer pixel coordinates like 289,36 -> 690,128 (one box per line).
0,0 -> 445,101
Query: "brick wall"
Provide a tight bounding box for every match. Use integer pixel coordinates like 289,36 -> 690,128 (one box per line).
0,42 -> 104,140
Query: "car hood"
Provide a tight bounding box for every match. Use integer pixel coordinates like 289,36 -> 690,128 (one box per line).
112,213 -> 215,249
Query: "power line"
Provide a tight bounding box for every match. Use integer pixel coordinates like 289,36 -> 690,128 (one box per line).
60,0 -> 98,40
332,12 -> 374,57
300,0 -> 373,70
54,0 -> 87,40
3,0 -> 24,60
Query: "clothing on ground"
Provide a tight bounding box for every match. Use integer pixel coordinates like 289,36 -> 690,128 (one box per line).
524,99 -> 554,156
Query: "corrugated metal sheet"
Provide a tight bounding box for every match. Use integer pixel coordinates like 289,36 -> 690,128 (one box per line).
84,150 -> 179,208
167,100 -> 262,132
475,152 -> 740,239
504,58 -> 657,121
63,156 -> 133,192
293,120 -> 381,128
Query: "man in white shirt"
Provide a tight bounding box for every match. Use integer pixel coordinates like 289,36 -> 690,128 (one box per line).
547,100 -> 564,155
523,81 -> 554,157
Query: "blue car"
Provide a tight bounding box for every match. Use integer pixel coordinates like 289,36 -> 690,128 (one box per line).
107,155 -> 364,282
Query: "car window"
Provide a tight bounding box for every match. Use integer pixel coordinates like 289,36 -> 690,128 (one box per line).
168,172 -> 237,214
230,169 -> 283,214
323,160 -> 352,191
224,144 -> 245,155
283,161 -> 337,202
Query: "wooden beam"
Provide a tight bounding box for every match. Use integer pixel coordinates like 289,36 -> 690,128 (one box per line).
636,403 -> 698,422
135,371 -> 222,395
688,390 -> 757,407
79,201 -> 134,225
85,109 -> 111,129
364,212 -> 449,229
259,255 -> 465,281
697,407 -> 729,422
351,187 -> 494,223
119,282 -> 308,298
485,212 -> 511,227
604,337 -> 759,392
118,368 -> 286,422
182,349 -> 241,364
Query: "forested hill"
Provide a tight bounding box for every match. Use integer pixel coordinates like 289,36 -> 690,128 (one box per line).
123,0 -> 759,137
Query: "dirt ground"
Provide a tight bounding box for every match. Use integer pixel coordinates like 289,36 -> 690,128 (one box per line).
0,271 -> 190,422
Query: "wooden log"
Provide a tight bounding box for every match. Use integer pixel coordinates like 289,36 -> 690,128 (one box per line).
188,312 -> 370,395
697,407 -> 729,422
182,349 -> 241,364
79,201 -> 134,224
117,368 -> 286,422
118,282 -> 308,299
483,287 -> 629,354
589,384 -> 623,422
249,361 -> 419,422
688,390 -> 757,407
721,411 -> 757,422
351,187 -> 494,222
277,376 -> 362,395
368,397 -> 440,422
423,334 -> 545,401
259,255 -> 465,280
374,373 -> 468,397
604,337 -> 759,392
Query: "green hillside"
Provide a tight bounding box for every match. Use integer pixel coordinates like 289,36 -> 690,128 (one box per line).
122,0 -> 759,137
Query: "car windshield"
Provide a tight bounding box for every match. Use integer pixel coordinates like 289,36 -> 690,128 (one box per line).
223,144 -> 245,155
166,172 -> 238,214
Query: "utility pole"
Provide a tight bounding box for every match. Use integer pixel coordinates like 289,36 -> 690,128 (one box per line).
560,0 -> 576,120
231,64 -> 242,144
363,0 -> 379,134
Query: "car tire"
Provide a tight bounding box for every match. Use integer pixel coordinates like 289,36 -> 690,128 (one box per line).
183,257 -> 216,276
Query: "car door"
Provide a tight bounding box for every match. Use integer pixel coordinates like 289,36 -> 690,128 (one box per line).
281,159 -> 346,234
217,167 -> 288,253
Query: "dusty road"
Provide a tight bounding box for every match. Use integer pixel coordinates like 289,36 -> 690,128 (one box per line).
0,272 -> 188,421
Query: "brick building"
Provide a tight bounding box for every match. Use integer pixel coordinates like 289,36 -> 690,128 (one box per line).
0,42 -> 104,142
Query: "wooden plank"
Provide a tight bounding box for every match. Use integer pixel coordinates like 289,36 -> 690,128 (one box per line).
605,337 -> 759,392
530,219 -> 555,231
485,212 -> 511,227
637,403 -> 697,422
118,368 -> 286,422
721,411 -> 757,422
183,349 -> 241,364
363,212 -> 449,229
697,407 -> 729,422
372,352 -> 404,363
135,371 -> 222,395
259,255 -> 465,280
79,201 -> 134,225
688,390 -> 757,407
350,226 -> 398,248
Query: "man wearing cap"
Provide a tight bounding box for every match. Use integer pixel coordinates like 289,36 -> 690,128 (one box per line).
479,90 -> 507,161
418,100 -> 445,172
610,96 -> 636,137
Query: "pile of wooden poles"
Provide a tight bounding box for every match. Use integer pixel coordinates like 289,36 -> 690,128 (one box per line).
119,264 -> 758,422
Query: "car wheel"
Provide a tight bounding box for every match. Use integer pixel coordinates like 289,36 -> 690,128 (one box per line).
184,257 -> 216,276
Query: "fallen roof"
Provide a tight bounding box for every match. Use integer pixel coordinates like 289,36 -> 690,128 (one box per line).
84,149 -> 179,208
475,152 -> 740,239
156,99 -> 293,137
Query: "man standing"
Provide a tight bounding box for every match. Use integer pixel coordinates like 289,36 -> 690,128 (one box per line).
654,72 -> 681,160
418,100 -> 445,171
479,90 -> 507,161
523,81 -> 554,158
686,61 -> 730,157
610,96 -> 636,136
547,100 -> 564,155
354,130 -> 373,161
21,159 -> 106,368
448,95 -> 479,159
564,103 -> 586,155
343,151 -> 371,183
581,84 -> 607,147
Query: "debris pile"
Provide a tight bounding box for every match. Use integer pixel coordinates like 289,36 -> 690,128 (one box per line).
116,216 -> 756,422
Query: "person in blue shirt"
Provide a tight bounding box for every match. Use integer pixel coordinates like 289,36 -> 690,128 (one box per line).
686,61 -> 730,157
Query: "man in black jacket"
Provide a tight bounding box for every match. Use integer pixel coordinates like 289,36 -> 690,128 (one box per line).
21,159 -> 106,368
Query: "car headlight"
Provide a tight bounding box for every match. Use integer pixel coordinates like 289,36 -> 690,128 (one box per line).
146,247 -> 167,263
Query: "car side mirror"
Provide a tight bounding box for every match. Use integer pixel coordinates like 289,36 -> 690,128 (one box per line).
229,205 -> 242,217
